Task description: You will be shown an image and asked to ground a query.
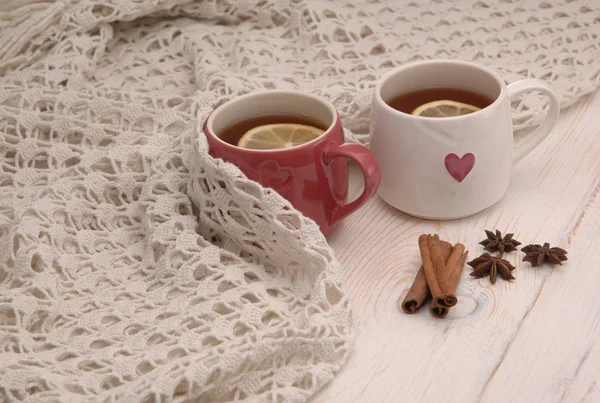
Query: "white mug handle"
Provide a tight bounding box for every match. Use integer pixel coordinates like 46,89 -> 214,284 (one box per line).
508,79 -> 560,165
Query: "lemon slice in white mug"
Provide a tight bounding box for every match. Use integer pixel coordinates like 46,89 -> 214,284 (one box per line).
412,100 -> 481,117
237,123 -> 325,150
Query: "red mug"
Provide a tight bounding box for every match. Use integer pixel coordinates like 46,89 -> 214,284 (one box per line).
203,90 -> 381,237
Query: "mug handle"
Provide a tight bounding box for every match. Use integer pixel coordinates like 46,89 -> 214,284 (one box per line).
507,79 -> 560,165
323,143 -> 381,227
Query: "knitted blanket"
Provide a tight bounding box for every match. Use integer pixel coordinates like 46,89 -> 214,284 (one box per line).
0,1 -> 598,402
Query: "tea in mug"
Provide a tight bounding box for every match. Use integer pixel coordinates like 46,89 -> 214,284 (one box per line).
387,87 -> 494,117
219,114 -> 328,150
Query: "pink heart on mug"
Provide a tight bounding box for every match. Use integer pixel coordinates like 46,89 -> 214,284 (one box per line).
258,160 -> 294,190
444,153 -> 475,182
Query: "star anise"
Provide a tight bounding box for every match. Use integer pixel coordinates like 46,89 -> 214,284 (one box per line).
521,243 -> 568,267
468,253 -> 516,284
479,229 -> 521,254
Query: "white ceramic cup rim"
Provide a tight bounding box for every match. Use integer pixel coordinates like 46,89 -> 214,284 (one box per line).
374,59 -> 507,121
204,90 -> 339,153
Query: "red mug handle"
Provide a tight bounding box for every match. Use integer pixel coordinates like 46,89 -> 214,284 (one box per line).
324,143 -> 381,227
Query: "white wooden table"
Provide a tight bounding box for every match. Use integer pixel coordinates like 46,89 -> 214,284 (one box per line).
314,90 -> 600,403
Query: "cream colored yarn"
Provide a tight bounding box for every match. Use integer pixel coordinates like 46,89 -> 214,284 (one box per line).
0,0 -> 598,402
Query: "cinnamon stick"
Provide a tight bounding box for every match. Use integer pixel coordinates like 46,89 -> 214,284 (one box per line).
400,241 -> 452,314
429,250 -> 469,318
429,300 -> 449,318
425,234 -> 446,303
436,243 -> 466,307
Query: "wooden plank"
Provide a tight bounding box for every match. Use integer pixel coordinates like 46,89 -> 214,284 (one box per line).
560,342 -> 600,403
313,91 -> 600,402
478,185 -> 600,403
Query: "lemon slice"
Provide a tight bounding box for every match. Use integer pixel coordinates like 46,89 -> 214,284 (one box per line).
412,100 -> 481,117
237,123 -> 325,150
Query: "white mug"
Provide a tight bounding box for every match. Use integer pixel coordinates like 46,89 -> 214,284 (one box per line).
369,59 -> 560,219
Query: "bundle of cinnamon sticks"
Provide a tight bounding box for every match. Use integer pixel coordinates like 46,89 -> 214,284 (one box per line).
399,234 -> 468,318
